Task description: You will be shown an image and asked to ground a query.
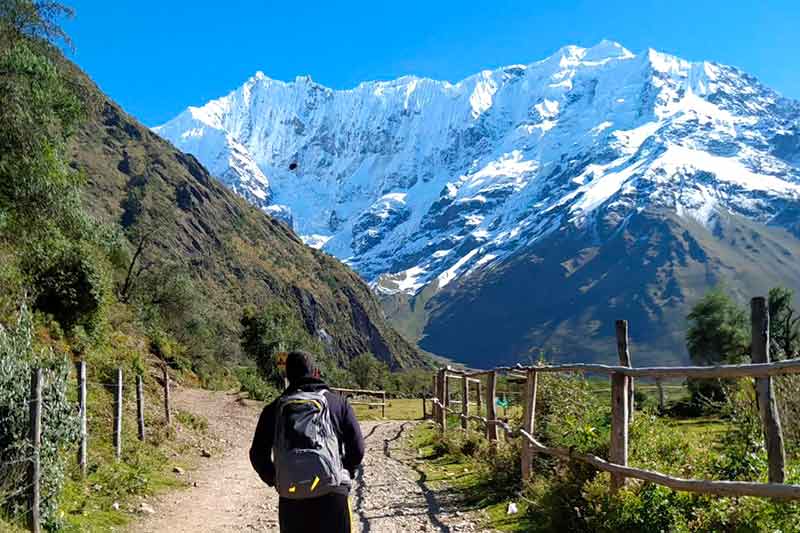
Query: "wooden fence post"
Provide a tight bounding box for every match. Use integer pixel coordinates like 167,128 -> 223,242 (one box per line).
476,380 -> 482,417
461,375 -> 469,431
136,375 -> 145,441
616,320 -> 634,423
443,369 -> 450,432
656,378 -> 665,412
431,373 -> 438,422
437,368 -> 446,431
751,296 -> 786,483
486,371 -> 498,443
28,369 -> 42,533
163,365 -> 172,427
114,368 -> 123,461
444,367 -> 451,417
77,360 -> 87,478
521,369 -> 538,480
610,370 -> 629,492
381,391 -> 386,419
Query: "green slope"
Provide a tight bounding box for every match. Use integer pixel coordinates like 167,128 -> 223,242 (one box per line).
59,58 -> 423,370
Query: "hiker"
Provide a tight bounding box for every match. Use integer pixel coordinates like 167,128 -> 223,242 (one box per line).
250,350 -> 365,532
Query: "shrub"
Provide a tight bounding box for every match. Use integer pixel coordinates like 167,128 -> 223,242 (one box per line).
536,372 -> 609,455
235,367 -> 278,402
0,305 -> 78,529
349,352 -> 388,390
775,375 -> 800,453
175,410 -> 208,433
708,386 -> 767,481
240,303 -> 321,387
33,244 -> 108,334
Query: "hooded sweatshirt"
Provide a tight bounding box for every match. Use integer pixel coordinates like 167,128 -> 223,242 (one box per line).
249,376 -> 365,489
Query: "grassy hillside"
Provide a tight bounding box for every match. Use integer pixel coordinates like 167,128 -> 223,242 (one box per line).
57,57 -> 423,372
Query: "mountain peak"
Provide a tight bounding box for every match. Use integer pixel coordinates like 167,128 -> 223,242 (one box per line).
583,39 -> 634,62
156,43 -> 800,300
153,42 -> 800,366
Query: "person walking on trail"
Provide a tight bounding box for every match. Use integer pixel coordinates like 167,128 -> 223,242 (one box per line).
250,350 -> 365,533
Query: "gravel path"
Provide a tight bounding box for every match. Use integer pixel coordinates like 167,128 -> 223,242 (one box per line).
127,388 -> 484,532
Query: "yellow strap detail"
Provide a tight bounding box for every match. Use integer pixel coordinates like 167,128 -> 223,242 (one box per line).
310,476 -> 320,491
284,399 -> 322,410
288,485 -> 296,493
347,496 -> 354,533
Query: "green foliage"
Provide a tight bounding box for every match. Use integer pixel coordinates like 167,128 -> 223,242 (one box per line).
686,288 -> 749,405
32,242 -> 109,333
234,367 -> 279,402
710,387 -> 767,481
0,305 -> 78,529
776,375 -> 800,454
349,352 -> 389,389
414,371 -> 800,532
0,245 -> 25,323
240,302 -> 321,386
0,30 -> 84,243
383,368 -> 432,397
768,286 -> 800,360
0,5 -> 121,340
59,437 -> 180,532
175,410 -> 208,433
537,372 -> 609,455
0,1 -> 74,46
686,288 -> 749,366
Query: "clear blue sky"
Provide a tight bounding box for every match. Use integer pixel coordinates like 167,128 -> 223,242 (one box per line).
63,0 -> 800,126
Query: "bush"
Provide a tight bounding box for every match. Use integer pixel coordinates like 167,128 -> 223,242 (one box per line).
417,370 -> 800,532
175,410 -> 208,433
776,375 -> 800,453
240,303 -> 322,387
0,305 -> 78,529
349,352 -> 388,390
384,368 -> 431,397
519,380 -> 800,532
709,386 -> 767,481
537,372 -> 609,455
33,243 -> 108,334
235,367 -> 278,402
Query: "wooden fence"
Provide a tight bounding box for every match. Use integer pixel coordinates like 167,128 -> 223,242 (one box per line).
330,387 -> 387,418
13,362 -> 174,532
427,297 -> 800,500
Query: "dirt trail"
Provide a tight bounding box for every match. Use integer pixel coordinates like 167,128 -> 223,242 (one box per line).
127,387 -> 483,532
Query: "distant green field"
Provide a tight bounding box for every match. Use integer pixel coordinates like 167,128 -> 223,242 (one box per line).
351,398 -> 425,421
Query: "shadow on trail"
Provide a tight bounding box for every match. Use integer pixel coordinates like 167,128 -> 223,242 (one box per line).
383,422 -> 451,533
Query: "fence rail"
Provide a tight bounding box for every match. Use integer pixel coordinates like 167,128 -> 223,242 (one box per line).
330,387 -> 387,418
425,296 -> 800,501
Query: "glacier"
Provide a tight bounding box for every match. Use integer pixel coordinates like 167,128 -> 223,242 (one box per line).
154,40 -> 800,296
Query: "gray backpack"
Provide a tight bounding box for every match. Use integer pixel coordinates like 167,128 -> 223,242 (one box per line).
273,389 -> 351,499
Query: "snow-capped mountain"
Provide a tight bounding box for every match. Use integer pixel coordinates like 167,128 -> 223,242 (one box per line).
155,41 -> 800,365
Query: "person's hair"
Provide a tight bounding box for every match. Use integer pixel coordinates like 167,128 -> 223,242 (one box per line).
286,350 -> 318,382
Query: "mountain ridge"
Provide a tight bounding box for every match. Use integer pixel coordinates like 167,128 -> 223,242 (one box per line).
154,40 -> 800,364
57,55 -> 423,370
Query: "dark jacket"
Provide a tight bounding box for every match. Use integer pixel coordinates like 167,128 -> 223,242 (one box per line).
249,377 -> 365,488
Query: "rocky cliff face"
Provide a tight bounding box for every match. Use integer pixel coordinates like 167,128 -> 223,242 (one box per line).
155,41 -> 800,364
